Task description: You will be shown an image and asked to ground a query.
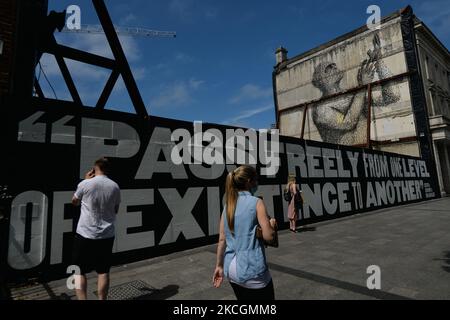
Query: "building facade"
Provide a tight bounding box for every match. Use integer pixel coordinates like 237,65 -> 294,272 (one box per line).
414,19 -> 450,197
273,6 -> 450,196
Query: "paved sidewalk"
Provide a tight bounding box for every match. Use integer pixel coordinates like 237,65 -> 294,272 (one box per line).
8,197 -> 450,300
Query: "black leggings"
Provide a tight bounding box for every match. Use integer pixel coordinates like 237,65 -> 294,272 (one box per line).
230,280 -> 275,300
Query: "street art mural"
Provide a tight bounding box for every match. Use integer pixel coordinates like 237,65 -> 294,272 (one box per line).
0,96 -> 439,281
275,14 -> 418,149
311,34 -> 401,145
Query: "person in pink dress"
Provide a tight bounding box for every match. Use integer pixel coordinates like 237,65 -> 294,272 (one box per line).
285,175 -> 302,233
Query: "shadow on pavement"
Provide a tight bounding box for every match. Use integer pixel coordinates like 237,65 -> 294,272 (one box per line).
91,281 -> 179,300
134,284 -> 179,300
59,284 -> 179,300
440,251 -> 450,273
297,226 -> 316,232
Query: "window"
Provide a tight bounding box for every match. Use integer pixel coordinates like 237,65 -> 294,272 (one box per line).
432,92 -> 440,115
447,71 -> 450,92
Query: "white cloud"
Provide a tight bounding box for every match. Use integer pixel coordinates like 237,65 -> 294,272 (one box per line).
169,0 -> 218,21
119,13 -> 138,25
189,78 -> 204,89
66,60 -> 109,80
205,8 -> 218,19
154,63 -> 167,70
174,52 -> 194,63
169,0 -> 193,20
224,104 -> 274,124
118,36 -> 142,62
152,83 -> 191,108
38,33 -> 146,105
132,66 -> 147,80
229,84 -> 273,104
151,78 -> 204,108
38,54 -> 107,86
55,33 -> 141,62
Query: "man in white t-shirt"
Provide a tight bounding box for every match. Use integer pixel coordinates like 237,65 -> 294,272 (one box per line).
71,157 -> 121,300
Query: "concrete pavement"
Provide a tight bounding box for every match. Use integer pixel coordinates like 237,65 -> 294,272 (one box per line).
7,197 -> 450,300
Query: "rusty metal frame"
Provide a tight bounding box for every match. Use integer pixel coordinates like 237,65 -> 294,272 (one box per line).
366,83 -> 372,148
290,71 -> 414,147
300,104 -> 308,139
353,135 -> 418,148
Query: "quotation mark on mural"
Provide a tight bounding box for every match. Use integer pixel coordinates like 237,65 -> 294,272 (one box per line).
366,5 -> 381,31
17,111 -> 75,144
66,265 -> 81,290
366,265 -> 381,290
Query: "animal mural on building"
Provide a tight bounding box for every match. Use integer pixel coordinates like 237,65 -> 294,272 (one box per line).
311,34 -> 400,145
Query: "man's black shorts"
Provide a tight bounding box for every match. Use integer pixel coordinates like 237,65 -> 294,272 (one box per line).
72,233 -> 115,275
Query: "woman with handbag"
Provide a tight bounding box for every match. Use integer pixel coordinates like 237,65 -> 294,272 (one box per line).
285,175 -> 303,233
212,165 -> 277,300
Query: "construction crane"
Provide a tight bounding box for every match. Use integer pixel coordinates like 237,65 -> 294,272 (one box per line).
61,24 -> 176,38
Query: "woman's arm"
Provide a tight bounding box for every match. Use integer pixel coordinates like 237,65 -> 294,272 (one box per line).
256,199 -> 276,242
213,214 -> 226,288
215,214 -> 226,268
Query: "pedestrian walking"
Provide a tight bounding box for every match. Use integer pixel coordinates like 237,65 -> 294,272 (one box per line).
284,175 -> 303,232
213,165 -> 277,300
71,157 -> 121,300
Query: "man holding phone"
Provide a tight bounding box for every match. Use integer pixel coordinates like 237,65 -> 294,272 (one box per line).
71,157 -> 121,300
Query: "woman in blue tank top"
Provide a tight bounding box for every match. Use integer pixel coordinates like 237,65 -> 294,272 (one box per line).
212,165 -> 277,300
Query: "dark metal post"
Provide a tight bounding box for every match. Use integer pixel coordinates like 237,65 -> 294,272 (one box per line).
366,84 -> 372,148
96,69 -> 120,109
11,0 -> 48,98
92,0 -> 148,117
400,5 -> 440,196
300,104 -> 308,140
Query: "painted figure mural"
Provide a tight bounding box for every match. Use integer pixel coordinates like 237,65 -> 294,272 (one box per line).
311,34 -> 400,145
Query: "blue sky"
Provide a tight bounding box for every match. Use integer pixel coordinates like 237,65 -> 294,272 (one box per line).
41,0 -> 450,129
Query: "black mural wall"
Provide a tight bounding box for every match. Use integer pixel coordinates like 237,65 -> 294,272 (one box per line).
0,96 -> 439,282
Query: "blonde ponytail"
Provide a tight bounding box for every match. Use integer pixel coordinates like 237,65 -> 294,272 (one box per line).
225,165 -> 257,233
225,171 -> 238,233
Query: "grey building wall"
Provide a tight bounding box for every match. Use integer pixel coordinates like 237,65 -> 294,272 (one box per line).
415,20 -> 450,195
274,8 -> 450,195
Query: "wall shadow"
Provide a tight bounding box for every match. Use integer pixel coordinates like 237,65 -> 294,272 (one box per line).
440,251 -> 450,273
296,226 -> 317,232
134,284 -> 179,300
